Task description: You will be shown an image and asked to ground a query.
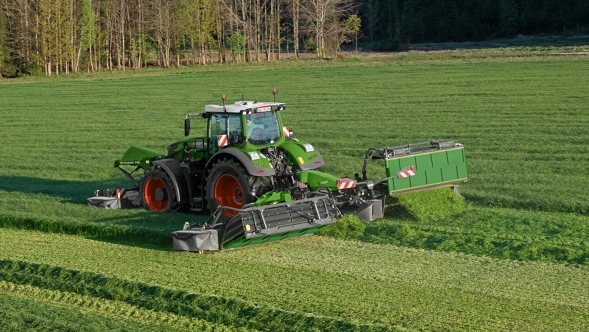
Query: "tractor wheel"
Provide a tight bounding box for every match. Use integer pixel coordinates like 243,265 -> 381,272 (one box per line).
139,167 -> 179,212
206,158 -> 253,220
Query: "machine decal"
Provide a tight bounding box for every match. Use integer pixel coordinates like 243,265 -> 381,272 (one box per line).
217,135 -> 228,147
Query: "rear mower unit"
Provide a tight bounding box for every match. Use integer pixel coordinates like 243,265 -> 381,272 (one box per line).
87,90 -> 467,251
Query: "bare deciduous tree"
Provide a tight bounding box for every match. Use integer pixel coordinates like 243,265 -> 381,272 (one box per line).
302,0 -> 353,58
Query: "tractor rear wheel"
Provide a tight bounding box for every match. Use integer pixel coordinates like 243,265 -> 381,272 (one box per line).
206,158 -> 253,219
139,167 -> 179,212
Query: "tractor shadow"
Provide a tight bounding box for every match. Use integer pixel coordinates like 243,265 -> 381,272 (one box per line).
0,175 -> 211,251
0,175 -> 122,204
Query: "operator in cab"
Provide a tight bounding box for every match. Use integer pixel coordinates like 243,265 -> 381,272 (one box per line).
246,114 -> 258,136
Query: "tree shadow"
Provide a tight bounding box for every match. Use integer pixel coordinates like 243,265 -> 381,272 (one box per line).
407,35 -> 589,52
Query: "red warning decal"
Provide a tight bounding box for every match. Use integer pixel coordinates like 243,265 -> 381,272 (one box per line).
217,135 -> 228,147
337,178 -> 357,190
397,166 -> 416,178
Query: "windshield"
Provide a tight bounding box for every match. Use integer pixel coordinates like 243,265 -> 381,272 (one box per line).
246,111 -> 281,145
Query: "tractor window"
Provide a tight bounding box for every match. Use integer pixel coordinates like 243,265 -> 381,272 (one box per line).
210,113 -> 244,146
246,111 -> 281,145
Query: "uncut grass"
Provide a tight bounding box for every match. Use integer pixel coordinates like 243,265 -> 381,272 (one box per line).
2,59 -> 589,217
1,229 -> 588,331
345,187 -> 589,264
319,189 -> 589,265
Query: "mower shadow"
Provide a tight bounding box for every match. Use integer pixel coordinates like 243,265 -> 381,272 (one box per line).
0,175 -> 124,204
0,175 -> 213,251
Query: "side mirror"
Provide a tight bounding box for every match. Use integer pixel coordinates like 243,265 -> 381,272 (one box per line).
184,118 -> 190,136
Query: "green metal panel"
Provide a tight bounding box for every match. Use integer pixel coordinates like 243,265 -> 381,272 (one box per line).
115,146 -> 163,170
385,147 -> 467,195
120,146 -> 162,162
296,170 -> 338,191
408,154 -> 431,187
279,139 -> 323,168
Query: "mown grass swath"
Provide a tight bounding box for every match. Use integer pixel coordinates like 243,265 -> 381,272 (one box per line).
1,229 -> 589,331
0,259 -> 393,332
0,286 -> 188,332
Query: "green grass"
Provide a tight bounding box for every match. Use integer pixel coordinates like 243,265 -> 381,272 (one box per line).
1,228 -> 589,331
0,259 -> 389,332
2,54 -> 589,260
2,58 -> 589,215
1,43 -> 589,330
0,284 -> 210,332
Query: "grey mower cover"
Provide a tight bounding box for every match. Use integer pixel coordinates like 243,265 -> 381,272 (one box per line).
86,188 -> 140,209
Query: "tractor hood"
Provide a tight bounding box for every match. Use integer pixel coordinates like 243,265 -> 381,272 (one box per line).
277,139 -> 324,170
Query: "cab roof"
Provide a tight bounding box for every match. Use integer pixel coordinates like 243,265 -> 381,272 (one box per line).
204,101 -> 286,114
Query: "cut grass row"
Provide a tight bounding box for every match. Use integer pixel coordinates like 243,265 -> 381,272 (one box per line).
323,208 -> 589,265
341,189 -> 589,265
3,187 -> 589,266
1,228 -> 588,331
0,259 -> 390,332
0,284 -> 204,332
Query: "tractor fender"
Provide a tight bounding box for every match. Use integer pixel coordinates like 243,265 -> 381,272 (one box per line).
152,159 -> 189,204
205,148 -> 276,177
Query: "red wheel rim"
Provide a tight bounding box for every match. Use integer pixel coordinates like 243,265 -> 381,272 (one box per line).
214,174 -> 244,217
144,177 -> 168,212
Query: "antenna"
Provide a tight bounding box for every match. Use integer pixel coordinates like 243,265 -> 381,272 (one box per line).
221,94 -> 226,112
272,88 -> 277,102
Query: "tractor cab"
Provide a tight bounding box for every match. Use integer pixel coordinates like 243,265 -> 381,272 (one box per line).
185,99 -> 288,156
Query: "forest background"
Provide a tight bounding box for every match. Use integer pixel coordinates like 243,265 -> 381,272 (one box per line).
1,0 -> 588,77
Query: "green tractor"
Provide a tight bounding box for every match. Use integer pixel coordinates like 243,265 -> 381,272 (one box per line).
88,90 -> 468,251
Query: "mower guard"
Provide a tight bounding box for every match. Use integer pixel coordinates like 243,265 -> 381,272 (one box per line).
86,188 -> 141,209
363,140 -> 467,196
172,194 -> 340,251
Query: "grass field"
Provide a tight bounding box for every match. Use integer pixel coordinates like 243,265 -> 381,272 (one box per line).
1,40 -> 589,330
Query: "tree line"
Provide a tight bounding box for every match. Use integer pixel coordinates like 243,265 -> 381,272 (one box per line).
1,0 -> 587,77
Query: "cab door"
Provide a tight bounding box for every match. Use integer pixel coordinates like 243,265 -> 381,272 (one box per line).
208,113 -> 244,155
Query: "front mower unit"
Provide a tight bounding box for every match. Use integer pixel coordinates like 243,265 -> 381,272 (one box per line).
172,194 -> 340,251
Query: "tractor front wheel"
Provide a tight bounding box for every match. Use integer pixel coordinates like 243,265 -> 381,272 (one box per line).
139,167 -> 179,212
206,158 -> 253,219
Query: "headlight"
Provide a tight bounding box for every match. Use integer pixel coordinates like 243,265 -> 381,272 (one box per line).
302,144 -> 314,152
249,152 -> 260,160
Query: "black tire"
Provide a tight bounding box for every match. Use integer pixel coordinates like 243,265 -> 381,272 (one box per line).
206,158 -> 253,220
139,167 -> 180,212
